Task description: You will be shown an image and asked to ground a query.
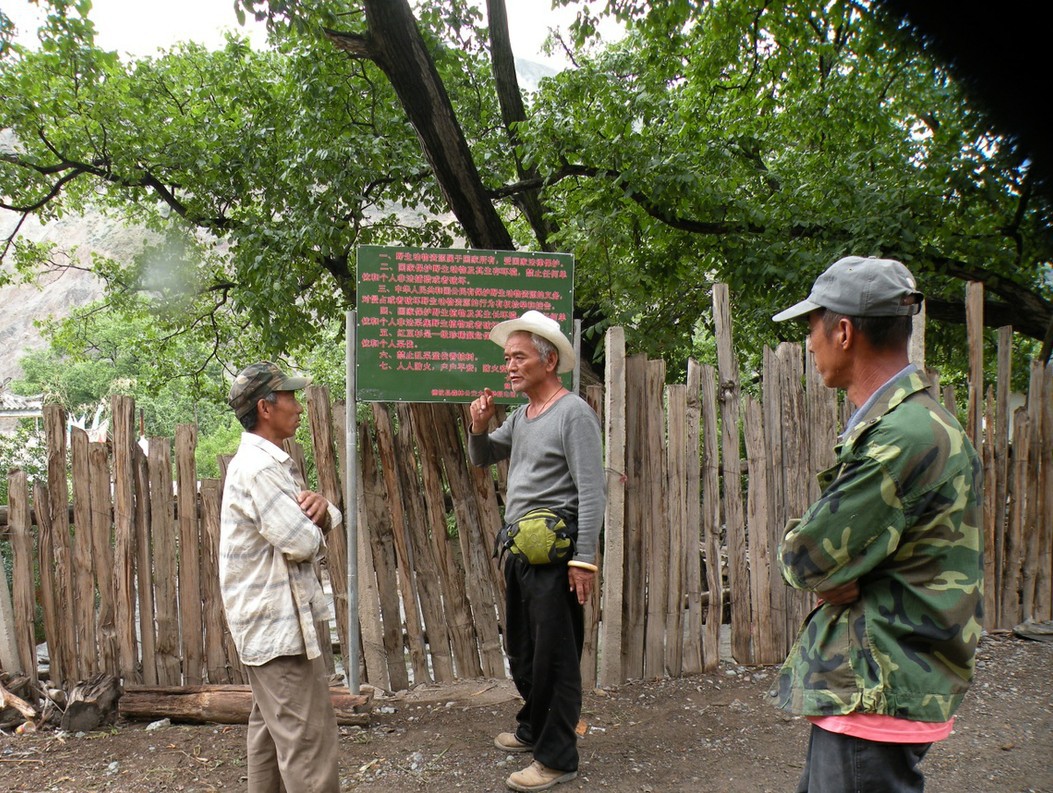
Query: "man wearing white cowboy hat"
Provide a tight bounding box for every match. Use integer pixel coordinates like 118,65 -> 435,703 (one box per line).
468,310 -> 605,792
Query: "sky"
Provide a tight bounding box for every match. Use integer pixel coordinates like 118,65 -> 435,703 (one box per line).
4,0 -> 602,69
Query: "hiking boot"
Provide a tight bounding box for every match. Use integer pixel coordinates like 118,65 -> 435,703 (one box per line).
506,760 -> 577,792
494,731 -> 534,752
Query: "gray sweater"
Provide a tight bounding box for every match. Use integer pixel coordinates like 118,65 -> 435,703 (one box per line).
468,393 -> 606,565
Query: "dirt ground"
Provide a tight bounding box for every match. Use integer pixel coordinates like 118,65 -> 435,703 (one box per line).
1,631 -> 1050,793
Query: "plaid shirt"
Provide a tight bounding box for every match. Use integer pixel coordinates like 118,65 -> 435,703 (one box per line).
219,432 -> 341,666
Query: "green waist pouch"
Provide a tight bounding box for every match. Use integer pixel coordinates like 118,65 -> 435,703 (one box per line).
495,508 -> 577,565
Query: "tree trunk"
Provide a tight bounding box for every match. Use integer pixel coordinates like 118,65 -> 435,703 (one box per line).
327,0 -> 515,251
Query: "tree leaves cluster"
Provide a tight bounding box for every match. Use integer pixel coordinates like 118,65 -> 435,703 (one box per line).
2,0 -> 1050,399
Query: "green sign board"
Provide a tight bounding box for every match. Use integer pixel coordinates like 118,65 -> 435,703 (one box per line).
355,245 -> 574,403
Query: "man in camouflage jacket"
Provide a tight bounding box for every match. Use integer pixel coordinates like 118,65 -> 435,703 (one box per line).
770,256 -> 983,792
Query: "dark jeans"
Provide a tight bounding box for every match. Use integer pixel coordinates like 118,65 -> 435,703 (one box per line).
504,556 -> 584,773
796,724 -> 932,793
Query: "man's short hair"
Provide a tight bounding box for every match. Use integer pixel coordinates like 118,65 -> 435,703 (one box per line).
238,391 -> 279,431
820,309 -> 914,351
529,333 -> 558,365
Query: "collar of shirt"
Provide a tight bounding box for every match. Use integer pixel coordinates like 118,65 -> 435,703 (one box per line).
841,363 -> 917,439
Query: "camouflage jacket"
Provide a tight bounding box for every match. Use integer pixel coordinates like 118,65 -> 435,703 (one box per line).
769,369 -> 984,722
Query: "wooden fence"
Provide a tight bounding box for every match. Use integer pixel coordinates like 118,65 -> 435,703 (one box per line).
2,283 -> 1051,691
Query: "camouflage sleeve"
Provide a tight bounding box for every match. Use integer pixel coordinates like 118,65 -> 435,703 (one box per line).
779,454 -> 906,592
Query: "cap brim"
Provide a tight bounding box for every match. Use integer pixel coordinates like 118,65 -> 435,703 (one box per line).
278,375 -> 311,391
772,299 -> 822,323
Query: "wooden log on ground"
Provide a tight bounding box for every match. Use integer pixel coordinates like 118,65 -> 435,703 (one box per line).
119,685 -> 372,726
0,678 -> 38,720
60,673 -> 123,732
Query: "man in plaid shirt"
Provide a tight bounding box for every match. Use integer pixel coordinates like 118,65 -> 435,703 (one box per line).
220,361 -> 342,793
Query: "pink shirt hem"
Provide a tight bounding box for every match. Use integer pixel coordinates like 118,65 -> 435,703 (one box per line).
808,714 -> 954,743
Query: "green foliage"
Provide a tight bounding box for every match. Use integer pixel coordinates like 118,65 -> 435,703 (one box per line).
0,424 -> 48,503
2,0 -> 1050,395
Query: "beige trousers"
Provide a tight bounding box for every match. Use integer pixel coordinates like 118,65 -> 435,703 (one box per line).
245,654 -> 339,793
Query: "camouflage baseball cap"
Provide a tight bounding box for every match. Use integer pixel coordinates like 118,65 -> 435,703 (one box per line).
228,361 -> 310,419
773,256 -> 924,322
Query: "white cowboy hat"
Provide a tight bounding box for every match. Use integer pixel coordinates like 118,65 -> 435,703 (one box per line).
489,310 -> 577,374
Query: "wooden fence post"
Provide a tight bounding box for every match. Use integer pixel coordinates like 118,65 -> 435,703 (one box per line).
70,427 -> 98,679
643,359 -> 668,679
305,386 -> 350,674
7,470 -> 35,681
89,440 -> 119,676
599,326 -> 627,687
371,404 -> 431,684
150,437 -> 181,685
680,360 -> 704,675
43,405 -> 74,687
699,364 -> 722,671
713,284 -> 750,664
665,383 -> 688,677
111,395 -> 140,683
176,425 -> 204,685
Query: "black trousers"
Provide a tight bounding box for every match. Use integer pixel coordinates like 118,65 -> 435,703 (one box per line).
504,556 -> 585,773
796,724 -> 932,793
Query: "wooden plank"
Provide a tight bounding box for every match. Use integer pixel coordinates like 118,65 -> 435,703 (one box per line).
393,404 -> 454,682
135,444 -> 157,686
700,364 -> 722,671
982,388 -> 998,626
7,470 -> 35,680
306,386 -> 349,673
942,385 -> 958,417
713,284 -> 750,664
681,360 -> 703,675
1034,363 -> 1053,620
334,400 -> 386,690
360,420 -> 409,691
89,441 -> 119,676
413,403 -> 481,679
780,343 -> 812,642
371,404 -> 430,684
599,326 -> 627,686
965,282 -> 984,446
1021,362 -> 1042,619
582,382 -> 605,688
283,437 -> 335,677
70,428 -> 98,679
176,425 -> 204,685
621,354 -> 647,679
0,529 -> 19,672
643,359 -> 667,679
762,347 -> 789,657
433,404 -> 505,680
150,438 -> 181,685
34,483 -> 61,684
743,395 -> 778,664
992,327 -> 1012,627
1001,407 -> 1029,627
111,395 -> 140,682
200,479 -> 244,684
43,405 -> 74,687
664,383 -> 687,676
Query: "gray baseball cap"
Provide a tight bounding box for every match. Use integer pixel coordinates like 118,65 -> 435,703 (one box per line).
228,361 -> 310,419
772,256 -> 924,322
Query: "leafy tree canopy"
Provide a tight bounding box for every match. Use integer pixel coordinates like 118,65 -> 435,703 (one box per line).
2,0 -> 1050,395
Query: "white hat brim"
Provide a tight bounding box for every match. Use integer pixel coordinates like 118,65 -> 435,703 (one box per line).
490,314 -> 577,373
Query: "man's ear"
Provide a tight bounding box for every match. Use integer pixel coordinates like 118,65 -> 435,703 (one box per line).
838,318 -> 855,350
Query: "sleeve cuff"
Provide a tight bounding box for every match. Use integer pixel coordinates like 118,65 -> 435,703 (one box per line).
568,560 -> 598,572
